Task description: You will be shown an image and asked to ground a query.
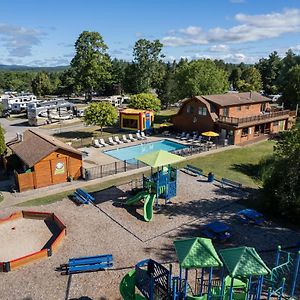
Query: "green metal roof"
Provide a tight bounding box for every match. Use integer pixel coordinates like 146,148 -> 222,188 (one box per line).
173,237 -> 223,269
219,247 -> 271,278
137,150 -> 185,168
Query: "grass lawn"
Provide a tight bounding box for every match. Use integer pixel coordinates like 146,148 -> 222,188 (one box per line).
176,141 -> 275,188
154,108 -> 178,128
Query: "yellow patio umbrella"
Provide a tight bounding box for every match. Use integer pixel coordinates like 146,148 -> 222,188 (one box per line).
202,131 -> 219,141
160,122 -> 173,128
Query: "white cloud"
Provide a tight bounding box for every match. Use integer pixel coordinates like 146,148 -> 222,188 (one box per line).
162,8 -> 300,47
291,44 -> 300,52
0,23 -> 44,57
209,44 -> 229,52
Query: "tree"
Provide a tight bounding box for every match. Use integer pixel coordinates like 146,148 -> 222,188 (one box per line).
260,128 -> 300,223
60,69 -> 77,98
281,64 -> 300,109
256,52 -> 282,94
173,59 -> 228,99
31,72 -> 52,96
132,39 -> 165,93
229,68 -> 242,90
0,125 -> 6,156
236,67 -> 262,92
84,102 -> 118,134
0,103 -> 4,116
70,31 -> 111,100
128,93 -> 161,112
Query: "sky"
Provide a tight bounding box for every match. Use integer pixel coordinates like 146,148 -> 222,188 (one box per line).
0,0 -> 300,67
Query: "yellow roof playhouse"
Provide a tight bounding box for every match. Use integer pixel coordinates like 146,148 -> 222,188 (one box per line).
119,109 -> 154,131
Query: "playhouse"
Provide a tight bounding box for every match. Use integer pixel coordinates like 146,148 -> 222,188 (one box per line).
119,109 -> 154,132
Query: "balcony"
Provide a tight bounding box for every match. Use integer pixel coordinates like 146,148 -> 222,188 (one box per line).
217,110 -> 295,127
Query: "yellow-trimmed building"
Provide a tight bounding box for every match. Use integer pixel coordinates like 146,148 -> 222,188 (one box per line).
119,109 -> 154,131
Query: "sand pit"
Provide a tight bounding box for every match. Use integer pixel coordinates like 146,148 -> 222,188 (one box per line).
0,218 -> 52,261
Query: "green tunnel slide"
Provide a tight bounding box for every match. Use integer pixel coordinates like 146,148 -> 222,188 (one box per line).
125,190 -> 156,222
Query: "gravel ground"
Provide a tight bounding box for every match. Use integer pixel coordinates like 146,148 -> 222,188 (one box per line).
0,171 -> 299,300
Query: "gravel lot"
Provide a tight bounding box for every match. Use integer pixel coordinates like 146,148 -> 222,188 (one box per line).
0,171 -> 299,300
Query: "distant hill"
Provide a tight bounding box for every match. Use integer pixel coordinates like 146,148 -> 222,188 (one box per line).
0,64 -> 69,72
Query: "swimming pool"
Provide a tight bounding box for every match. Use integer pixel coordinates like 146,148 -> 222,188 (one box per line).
104,139 -> 187,163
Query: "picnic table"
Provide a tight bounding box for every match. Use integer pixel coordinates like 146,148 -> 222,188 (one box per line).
201,221 -> 231,242
237,209 -> 265,225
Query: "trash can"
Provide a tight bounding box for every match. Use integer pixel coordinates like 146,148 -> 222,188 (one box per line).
208,172 -> 214,182
224,139 -> 228,146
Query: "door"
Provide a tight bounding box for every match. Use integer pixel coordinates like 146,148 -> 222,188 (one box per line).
51,157 -> 68,184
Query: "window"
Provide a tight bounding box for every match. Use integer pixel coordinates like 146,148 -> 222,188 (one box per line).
223,107 -> 229,116
236,106 -> 241,111
273,121 -> 279,126
241,128 -> 249,136
246,105 -> 250,110
187,104 -> 194,113
198,107 -> 207,116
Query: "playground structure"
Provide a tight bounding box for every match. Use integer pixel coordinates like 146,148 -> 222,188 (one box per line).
0,211 -> 66,272
119,237 -> 300,300
126,164 -> 178,222
60,254 -> 113,275
119,109 -> 154,132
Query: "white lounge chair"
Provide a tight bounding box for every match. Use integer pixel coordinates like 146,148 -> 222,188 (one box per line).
162,131 -> 171,136
187,134 -> 197,143
140,132 -> 148,139
108,137 -> 117,145
122,135 -> 129,143
181,133 -> 190,140
136,132 -> 143,140
192,136 -> 202,144
93,139 -> 103,148
114,136 -> 124,144
176,132 -> 185,139
99,138 -> 108,147
128,133 -> 137,141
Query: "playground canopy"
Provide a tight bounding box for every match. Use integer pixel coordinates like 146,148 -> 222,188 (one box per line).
137,150 -> 185,168
219,247 -> 271,278
173,237 -> 223,269
202,131 -> 219,137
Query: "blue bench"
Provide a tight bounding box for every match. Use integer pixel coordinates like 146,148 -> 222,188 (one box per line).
221,178 -> 242,189
201,221 -> 231,242
72,188 -> 95,205
61,254 -> 113,274
236,209 -> 265,225
183,164 -> 203,176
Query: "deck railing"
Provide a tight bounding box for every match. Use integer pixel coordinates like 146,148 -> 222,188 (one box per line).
218,110 -> 294,126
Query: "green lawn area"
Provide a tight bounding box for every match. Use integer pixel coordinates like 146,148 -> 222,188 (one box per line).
176,141 -> 275,188
154,108 -> 178,128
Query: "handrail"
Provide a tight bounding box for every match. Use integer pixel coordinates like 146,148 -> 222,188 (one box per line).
218,110 -> 293,125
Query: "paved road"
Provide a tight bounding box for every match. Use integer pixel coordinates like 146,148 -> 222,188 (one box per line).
0,117 -> 86,142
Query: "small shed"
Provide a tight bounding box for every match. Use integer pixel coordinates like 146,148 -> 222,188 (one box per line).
119,109 -> 154,131
7,130 -> 82,192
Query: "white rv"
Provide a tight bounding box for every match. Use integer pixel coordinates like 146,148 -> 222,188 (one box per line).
2,93 -> 37,113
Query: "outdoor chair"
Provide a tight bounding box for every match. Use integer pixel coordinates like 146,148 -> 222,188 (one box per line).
181,133 -> 190,140
108,137 -> 117,145
99,138 -> 108,147
114,136 -> 124,144
187,134 -> 197,143
140,132 -> 148,139
122,135 -> 129,143
176,132 -> 185,139
192,136 -> 202,144
128,133 -> 137,141
92,139 -> 103,148
162,131 -> 171,136
136,132 -> 143,140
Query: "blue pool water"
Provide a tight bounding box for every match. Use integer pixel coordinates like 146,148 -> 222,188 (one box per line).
104,139 -> 187,163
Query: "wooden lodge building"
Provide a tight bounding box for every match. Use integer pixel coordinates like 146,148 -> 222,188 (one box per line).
7,130 -> 82,192
171,92 -> 297,144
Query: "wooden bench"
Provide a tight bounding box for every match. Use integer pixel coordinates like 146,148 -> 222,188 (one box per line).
221,178 -> 242,189
72,188 -> 95,205
182,164 -> 203,176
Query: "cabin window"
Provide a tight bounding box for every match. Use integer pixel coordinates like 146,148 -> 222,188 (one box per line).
246,105 -> 250,109
223,107 -> 229,116
187,105 -> 191,113
273,121 -> 279,126
236,106 -> 241,111
241,128 -> 249,136
198,107 -> 207,116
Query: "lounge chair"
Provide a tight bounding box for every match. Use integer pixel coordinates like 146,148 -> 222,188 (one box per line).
136,132 -> 143,140
192,136 -> 202,144
128,133 -> 137,141
187,134 -> 197,143
140,132 -> 148,139
122,135 -> 129,143
176,132 -> 185,139
92,139 -> 103,148
99,138 -> 108,147
162,131 -> 171,136
114,136 -> 124,144
181,133 -> 190,140
108,137 -> 117,145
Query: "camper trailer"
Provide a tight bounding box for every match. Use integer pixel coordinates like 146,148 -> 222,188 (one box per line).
2,93 -> 37,113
